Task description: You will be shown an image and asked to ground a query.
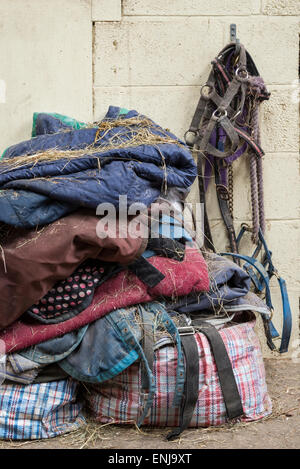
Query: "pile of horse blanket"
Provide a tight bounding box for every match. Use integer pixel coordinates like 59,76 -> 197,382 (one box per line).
0,109 -> 272,440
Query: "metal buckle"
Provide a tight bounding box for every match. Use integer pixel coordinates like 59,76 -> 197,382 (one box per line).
216,184 -> 229,200
178,326 -> 195,336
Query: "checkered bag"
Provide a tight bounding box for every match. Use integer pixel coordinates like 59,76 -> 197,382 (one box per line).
84,318 -> 272,428
0,378 -> 86,440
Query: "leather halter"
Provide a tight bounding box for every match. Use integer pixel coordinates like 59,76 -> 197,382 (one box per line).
185,42 -> 269,253
185,42 -> 292,353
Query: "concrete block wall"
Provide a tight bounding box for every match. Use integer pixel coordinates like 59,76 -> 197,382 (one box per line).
0,1 -> 299,357
0,0 -> 93,153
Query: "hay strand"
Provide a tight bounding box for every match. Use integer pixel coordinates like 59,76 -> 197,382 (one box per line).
0,116 -> 184,173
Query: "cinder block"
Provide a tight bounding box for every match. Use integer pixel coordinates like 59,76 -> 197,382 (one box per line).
93,85 -> 201,138
94,17 -> 298,87
0,0 -> 93,155
92,0 -> 121,21
232,153 -> 300,221
262,0 -> 300,15
123,0 -> 261,16
231,156 -> 253,223
260,86 -> 299,152
94,18 -> 224,86
209,219 -> 232,252
262,154 -> 300,220
263,220 -> 300,289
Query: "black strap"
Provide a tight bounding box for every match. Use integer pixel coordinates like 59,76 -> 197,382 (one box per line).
128,257 -> 165,288
128,235 -> 187,288
214,158 -> 239,256
139,309 -> 155,391
193,320 -> 244,419
167,319 -> 244,440
196,149 -> 215,252
167,328 -> 199,441
147,236 -> 185,262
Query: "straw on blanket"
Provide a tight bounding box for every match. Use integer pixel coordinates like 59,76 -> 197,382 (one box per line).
0,116 -> 184,172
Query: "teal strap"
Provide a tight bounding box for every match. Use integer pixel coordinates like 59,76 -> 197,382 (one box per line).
108,302 -> 185,427
220,249 -> 291,353
146,303 -> 185,408
107,310 -> 156,427
239,227 -> 292,353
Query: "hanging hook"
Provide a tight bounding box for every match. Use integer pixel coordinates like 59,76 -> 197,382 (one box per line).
230,24 -> 241,57
230,24 -> 238,42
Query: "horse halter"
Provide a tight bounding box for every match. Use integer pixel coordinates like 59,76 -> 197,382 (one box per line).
185,42 -> 270,253
185,42 -> 292,354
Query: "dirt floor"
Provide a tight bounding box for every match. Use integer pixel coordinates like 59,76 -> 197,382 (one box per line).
0,358 -> 299,451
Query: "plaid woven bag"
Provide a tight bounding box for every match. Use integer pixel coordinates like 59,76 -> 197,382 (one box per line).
84,318 -> 272,428
0,378 -> 86,440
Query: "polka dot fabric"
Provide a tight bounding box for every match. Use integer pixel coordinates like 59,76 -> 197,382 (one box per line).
26,260 -> 120,324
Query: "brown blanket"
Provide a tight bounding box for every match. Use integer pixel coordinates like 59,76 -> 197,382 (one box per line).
0,210 -> 147,329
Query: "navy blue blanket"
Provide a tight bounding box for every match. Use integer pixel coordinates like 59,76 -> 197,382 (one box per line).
0,107 -> 197,227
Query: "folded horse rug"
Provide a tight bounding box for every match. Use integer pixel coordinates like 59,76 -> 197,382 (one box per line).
24,213 -> 193,326
0,107 -> 197,228
169,252 -> 271,318
0,245 -> 209,353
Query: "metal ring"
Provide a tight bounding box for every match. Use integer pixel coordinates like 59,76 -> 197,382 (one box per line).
212,108 -> 228,121
235,66 -> 249,81
200,83 -> 213,100
241,223 -> 252,231
184,130 -> 198,147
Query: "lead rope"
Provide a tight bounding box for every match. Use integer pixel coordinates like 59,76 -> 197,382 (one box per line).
254,107 -> 266,236
249,152 -> 260,244
249,99 -> 266,244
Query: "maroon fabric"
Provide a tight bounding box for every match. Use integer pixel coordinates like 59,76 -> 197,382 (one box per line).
0,210 -> 147,330
1,245 -> 209,353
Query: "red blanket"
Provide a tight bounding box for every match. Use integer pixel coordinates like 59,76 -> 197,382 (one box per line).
1,246 -> 209,353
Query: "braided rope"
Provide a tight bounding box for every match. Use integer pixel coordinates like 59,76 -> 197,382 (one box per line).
252,105 -> 266,236
249,151 -> 260,244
